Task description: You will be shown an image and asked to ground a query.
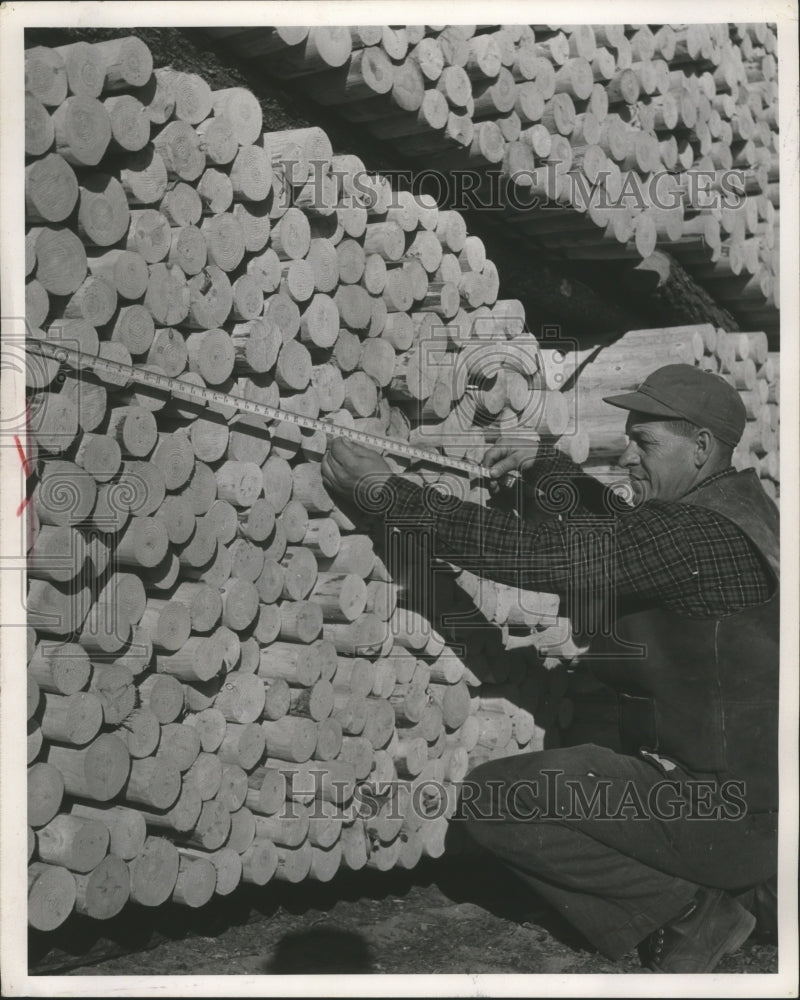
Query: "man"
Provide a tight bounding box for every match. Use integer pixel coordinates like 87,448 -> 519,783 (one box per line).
321,364 -> 779,973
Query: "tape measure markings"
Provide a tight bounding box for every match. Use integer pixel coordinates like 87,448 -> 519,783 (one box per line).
26,338 -> 493,478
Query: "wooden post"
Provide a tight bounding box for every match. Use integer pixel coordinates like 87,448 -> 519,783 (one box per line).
39,692 -> 104,746
45,735 -> 128,806
36,813 -> 110,873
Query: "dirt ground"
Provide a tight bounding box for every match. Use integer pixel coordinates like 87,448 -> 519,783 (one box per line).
30,855 -> 777,978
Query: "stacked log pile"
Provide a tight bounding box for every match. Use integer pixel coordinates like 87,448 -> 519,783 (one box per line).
539,324 -> 780,501
208,23 -> 780,334
24,37 -> 575,931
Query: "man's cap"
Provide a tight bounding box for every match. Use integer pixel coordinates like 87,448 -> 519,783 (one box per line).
603,364 -> 746,447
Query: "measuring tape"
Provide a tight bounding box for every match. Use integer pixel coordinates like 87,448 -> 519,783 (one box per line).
27,338 -> 495,479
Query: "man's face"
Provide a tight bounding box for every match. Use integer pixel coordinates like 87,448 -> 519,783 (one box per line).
618,414 -> 699,503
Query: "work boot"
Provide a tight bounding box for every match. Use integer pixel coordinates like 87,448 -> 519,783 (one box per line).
642,887 -> 756,973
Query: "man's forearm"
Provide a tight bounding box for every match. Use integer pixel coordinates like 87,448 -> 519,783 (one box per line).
382,473 -> 572,592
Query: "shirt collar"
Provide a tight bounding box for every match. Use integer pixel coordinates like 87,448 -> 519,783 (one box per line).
681,466 -> 737,500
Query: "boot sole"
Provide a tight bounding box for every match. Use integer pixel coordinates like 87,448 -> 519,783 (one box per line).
653,908 -> 757,974
705,909 -> 758,972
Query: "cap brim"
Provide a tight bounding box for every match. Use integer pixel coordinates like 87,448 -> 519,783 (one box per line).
602,391 -> 685,420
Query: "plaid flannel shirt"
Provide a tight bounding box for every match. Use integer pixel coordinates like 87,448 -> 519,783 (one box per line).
383,449 -> 772,620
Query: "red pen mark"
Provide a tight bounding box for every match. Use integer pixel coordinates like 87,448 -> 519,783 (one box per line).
14,433 -> 29,471
16,403 -> 36,558
15,435 -> 33,516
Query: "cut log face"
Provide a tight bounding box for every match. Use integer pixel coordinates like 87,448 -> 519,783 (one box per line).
28,762 -> 65,829
28,862 -> 77,931
26,47 -> 69,107
74,855 -> 131,919
129,837 -> 180,906
52,96 -> 112,166
78,174 -> 131,247
26,154 -> 79,224
32,226 -> 88,296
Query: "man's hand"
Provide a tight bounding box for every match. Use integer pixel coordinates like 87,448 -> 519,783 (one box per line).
321,437 -> 391,504
484,440 -> 540,492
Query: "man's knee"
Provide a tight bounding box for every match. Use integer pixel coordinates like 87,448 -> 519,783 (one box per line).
456,755 -> 554,850
457,746 -> 615,835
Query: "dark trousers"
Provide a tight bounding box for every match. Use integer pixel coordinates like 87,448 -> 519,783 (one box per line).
461,744 -> 777,959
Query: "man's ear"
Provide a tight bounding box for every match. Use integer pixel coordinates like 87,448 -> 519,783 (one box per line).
694,428 -> 715,467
